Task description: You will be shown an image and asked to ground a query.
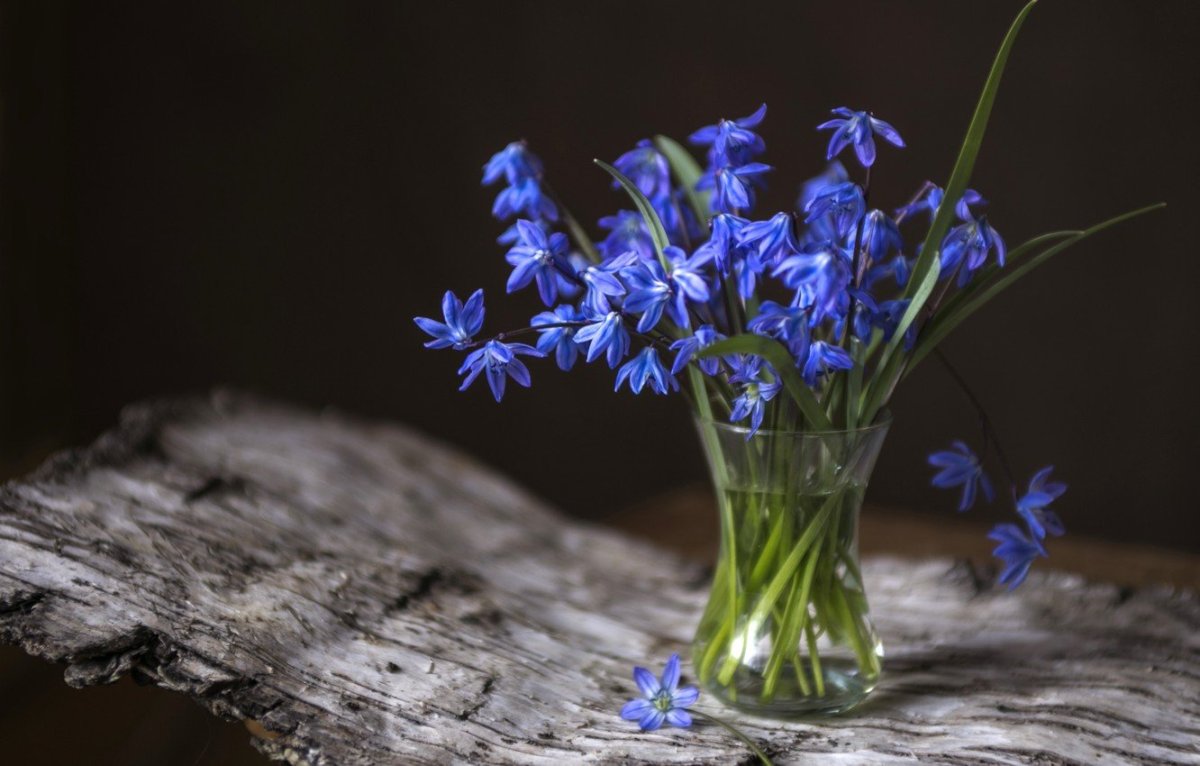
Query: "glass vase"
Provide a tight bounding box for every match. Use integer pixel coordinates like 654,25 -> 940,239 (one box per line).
691,414 -> 891,717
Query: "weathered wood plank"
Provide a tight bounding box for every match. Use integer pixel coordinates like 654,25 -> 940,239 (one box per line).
0,393 -> 1197,765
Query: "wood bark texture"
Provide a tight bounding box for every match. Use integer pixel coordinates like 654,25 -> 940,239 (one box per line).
0,393 -> 1197,765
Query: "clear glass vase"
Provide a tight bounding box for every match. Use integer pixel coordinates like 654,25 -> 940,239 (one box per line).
691,414 -> 891,717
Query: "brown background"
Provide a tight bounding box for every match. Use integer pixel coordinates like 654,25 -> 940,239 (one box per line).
2,0 -> 1198,550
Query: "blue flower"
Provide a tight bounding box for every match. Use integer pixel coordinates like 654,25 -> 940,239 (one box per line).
457,340 -> 543,402
860,209 -> 903,264
737,212 -> 799,267
747,300 -> 810,360
414,289 -> 485,350
772,240 -> 852,323
804,181 -> 865,241
988,523 -> 1047,590
598,211 -> 656,262
613,139 -> 671,199
928,440 -> 995,511
896,184 -> 984,223
863,255 -> 911,289
895,183 -> 944,222
505,219 -> 570,306
698,163 -> 772,213
579,257 -> 630,315
491,176 -> 559,222
573,310 -> 631,368
816,107 -> 905,168
941,215 -> 1006,282
619,653 -> 699,731
621,248 -> 710,332
653,190 -> 704,248
689,104 -> 768,165
482,141 -> 543,186
797,161 -> 850,212
615,347 -> 677,395
731,375 -> 782,438
1016,466 -> 1067,540
669,325 -> 726,375
800,340 -> 854,386
532,304 -> 585,371
693,213 -> 749,275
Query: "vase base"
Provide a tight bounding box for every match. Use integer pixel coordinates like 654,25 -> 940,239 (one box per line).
703,662 -> 877,718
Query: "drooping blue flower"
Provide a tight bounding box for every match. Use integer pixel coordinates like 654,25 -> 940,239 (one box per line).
615,347 -> 677,395
621,247 -> 710,332
747,300 -> 811,360
619,653 -> 699,731
737,212 -> 799,267
505,219 -> 570,305
863,255 -> 911,290
940,215 -> 1006,283
1016,466 -> 1068,540
800,340 -> 854,386
482,141 -> 543,186
859,209 -> 903,264
797,160 -> 850,212
734,249 -> 766,299
693,213 -> 750,275
457,340 -> 544,402
491,176 -> 559,222
668,325 -> 726,376
532,304 -> 586,371
414,289 -> 486,350
895,182 -> 943,222
816,107 -> 905,168
598,211 -> 656,262
613,139 -> 672,199
804,181 -> 865,240
688,104 -> 768,165
987,523 -> 1047,590
573,310 -> 631,368
579,256 -> 631,315
928,440 -> 996,512
895,184 -> 984,223
698,163 -> 772,213
730,375 -> 782,438
772,240 -> 852,322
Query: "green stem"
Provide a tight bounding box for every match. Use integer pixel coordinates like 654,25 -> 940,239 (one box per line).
690,710 -> 775,766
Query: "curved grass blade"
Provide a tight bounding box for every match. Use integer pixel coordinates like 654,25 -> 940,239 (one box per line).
654,134 -> 711,224
593,158 -> 670,269
863,0 -> 1039,421
905,203 -> 1165,374
698,334 -> 834,431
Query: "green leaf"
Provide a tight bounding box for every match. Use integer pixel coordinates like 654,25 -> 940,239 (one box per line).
905,204 -> 1165,374
862,0 -> 1039,421
593,159 -> 670,268
697,334 -> 834,432
653,134 -> 711,223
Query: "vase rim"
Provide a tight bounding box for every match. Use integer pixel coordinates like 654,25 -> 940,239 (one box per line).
694,409 -> 892,438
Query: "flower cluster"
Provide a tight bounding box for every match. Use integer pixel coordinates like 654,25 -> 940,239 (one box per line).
928,442 -> 1067,588
417,101 -> 1074,589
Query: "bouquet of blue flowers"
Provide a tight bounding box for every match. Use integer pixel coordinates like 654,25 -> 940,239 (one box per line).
416,1 -> 1157,718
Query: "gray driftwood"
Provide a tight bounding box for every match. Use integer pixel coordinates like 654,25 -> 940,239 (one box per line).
1,393 -> 1197,765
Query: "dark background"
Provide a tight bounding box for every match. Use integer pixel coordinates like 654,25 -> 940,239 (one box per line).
2,0 -> 1198,553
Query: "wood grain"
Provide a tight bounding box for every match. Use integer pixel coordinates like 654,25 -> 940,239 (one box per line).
1,393 -> 1197,765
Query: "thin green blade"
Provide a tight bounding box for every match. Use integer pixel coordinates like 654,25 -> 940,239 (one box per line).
593,158 -> 670,269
